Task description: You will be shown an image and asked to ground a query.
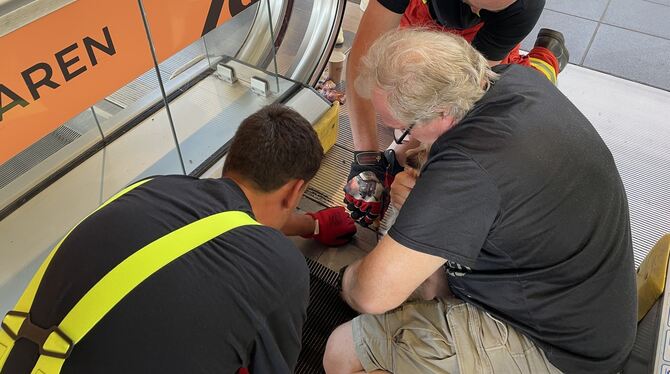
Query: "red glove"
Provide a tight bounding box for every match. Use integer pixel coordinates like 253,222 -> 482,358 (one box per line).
301,207 -> 357,246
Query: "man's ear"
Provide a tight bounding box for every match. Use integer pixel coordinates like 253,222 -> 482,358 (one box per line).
282,179 -> 307,210
436,113 -> 457,133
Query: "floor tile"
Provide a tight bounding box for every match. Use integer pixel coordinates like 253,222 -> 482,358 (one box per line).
521,10 -> 598,64
603,0 -> 670,39
583,24 -> 670,90
545,0 -> 609,21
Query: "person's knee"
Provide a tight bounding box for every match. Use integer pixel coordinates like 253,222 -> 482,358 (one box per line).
324,321 -> 358,374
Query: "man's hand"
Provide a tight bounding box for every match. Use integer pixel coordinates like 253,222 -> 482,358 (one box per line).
344,151 -> 404,227
390,170 -> 417,210
303,207 -> 357,246
340,235 -> 447,314
344,151 -> 388,227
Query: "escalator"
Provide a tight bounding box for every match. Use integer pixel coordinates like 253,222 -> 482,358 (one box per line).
2,1 -> 670,373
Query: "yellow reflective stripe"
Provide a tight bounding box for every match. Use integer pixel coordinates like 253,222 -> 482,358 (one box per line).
529,57 -> 557,84
31,210 -> 259,374
0,333 -> 9,368
1,178 -> 152,371
32,355 -> 60,374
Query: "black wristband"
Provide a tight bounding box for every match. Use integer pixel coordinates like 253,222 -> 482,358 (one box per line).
348,152 -> 387,182
337,265 -> 349,293
353,151 -> 384,166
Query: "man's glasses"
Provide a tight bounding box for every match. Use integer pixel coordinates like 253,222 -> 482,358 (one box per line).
393,123 -> 415,145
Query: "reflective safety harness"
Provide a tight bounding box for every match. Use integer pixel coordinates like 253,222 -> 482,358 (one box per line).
0,178 -> 260,373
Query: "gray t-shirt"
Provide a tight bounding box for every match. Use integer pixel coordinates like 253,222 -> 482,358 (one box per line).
389,64 -> 636,373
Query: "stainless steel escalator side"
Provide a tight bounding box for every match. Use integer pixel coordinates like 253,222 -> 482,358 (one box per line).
283,0 -> 345,85
230,0 -> 347,85
233,0 -> 290,71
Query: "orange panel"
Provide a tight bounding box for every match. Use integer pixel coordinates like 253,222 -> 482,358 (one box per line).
142,0 -> 211,62
0,0 -> 149,164
0,0 -> 259,165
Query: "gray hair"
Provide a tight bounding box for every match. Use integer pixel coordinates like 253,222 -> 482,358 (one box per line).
355,28 -> 498,125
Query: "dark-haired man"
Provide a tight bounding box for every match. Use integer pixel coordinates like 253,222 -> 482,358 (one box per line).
0,105 -> 355,374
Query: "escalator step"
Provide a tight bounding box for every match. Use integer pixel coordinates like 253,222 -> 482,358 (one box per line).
296,257 -> 358,374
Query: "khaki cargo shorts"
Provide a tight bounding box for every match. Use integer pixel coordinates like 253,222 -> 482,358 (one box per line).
352,298 -> 562,373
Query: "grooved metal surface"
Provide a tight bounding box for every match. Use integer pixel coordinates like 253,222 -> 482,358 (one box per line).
296,257 -> 358,374
107,42 -> 206,108
305,144 -> 350,208
106,78 -> 156,108
336,103 -> 394,151
0,126 -> 80,189
557,66 -> 670,269
610,143 -> 670,268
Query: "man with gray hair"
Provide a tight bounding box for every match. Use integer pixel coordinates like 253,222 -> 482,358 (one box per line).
343,0 -> 569,228
324,29 -> 636,373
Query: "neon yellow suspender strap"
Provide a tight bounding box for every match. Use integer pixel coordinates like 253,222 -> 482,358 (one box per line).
1,179 -> 260,374
0,178 -> 152,370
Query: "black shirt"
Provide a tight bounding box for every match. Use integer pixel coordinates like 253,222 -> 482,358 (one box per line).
3,176 -> 309,374
389,65 -> 636,373
378,0 -> 545,60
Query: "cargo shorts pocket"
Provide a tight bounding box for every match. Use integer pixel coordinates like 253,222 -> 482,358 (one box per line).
389,300 -> 460,373
446,301 -> 554,374
353,299 -> 461,373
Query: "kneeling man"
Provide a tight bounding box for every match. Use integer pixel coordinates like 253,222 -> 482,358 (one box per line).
325,29 -> 636,374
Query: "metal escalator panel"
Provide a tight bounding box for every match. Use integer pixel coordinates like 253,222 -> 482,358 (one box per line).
233,0 -> 288,71
231,0 -> 346,85
280,0 -> 346,85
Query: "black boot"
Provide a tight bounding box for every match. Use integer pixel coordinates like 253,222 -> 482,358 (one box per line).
534,28 -> 569,73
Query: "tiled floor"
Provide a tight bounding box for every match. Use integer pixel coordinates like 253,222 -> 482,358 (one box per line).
341,0 -> 670,90
521,0 -> 670,91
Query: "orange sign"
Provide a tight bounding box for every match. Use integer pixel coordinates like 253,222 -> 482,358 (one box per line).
0,0 -> 257,165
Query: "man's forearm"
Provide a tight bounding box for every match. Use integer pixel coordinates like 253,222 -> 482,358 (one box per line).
344,0 -> 403,151
346,87 -> 379,151
346,30 -> 381,151
347,51 -> 379,151
281,212 -> 316,237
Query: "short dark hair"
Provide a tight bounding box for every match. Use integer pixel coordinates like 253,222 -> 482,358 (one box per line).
223,104 -> 324,192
